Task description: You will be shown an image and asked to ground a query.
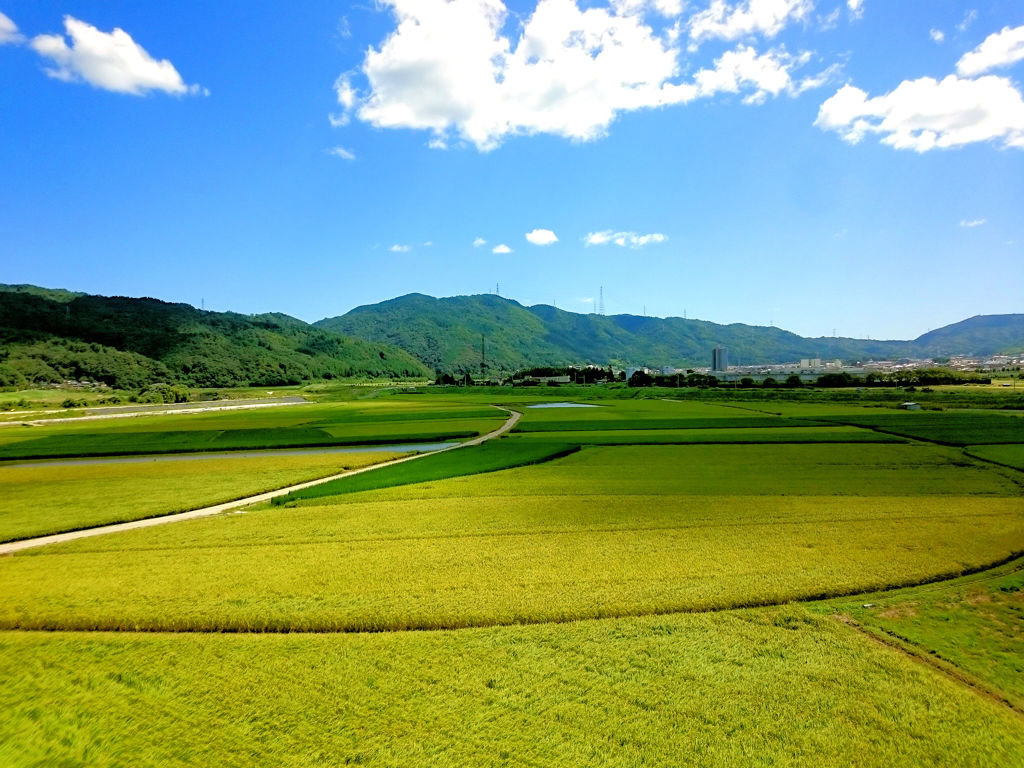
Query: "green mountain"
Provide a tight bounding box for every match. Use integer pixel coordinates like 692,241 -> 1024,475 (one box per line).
913,315 -> 1024,357
0,286 -> 431,389
317,293 -> 1023,374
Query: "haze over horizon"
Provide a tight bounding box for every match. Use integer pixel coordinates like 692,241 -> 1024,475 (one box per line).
2,1 -> 1022,340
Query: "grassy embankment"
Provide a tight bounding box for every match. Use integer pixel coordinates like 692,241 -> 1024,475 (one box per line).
820,555 -> 1024,712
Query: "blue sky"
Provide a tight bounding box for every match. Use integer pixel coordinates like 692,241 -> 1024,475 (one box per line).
1,1 -> 1022,340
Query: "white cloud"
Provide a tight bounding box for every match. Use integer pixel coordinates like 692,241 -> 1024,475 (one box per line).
688,45 -> 821,104
585,230 -> 667,247
335,0 -> 819,151
816,75 -> 1024,151
959,218 -> 986,228
688,0 -> 813,46
957,10 -> 977,34
30,16 -> 204,96
330,74 -> 357,126
847,0 -> 864,20
327,146 -> 356,160
957,25 -> 1024,77
930,29 -> 945,44
819,9 -> 840,31
473,237 -> 488,246
525,228 -> 559,245
492,243 -> 512,253
390,244 -> 411,252
612,0 -> 683,15
0,12 -> 24,45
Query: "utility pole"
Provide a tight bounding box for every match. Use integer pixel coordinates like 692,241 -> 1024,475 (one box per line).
480,333 -> 486,382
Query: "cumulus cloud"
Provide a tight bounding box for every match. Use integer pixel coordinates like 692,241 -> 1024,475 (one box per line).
332,0 -> 821,150
492,243 -> 512,253
930,29 -> 945,44
473,237 -> 488,246
327,146 -> 356,160
29,16 -> 204,95
689,0 -> 813,46
0,11 -> 24,45
390,244 -> 411,252
957,25 -> 1024,77
585,230 -> 667,247
959,218 -> 986,227
816,75 -> 1024,151
686,45 -> 825,104
525,228 -> 559,245
847,0 -> 864,20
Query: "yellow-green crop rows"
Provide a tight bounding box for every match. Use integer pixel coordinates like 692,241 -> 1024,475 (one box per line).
0,450 -> 406,542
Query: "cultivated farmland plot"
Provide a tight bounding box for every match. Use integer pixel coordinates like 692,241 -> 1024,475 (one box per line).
1,391 -> 1023,766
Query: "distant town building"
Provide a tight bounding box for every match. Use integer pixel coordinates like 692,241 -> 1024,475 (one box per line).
712,346 -> 729,371
800,358 -> 822,368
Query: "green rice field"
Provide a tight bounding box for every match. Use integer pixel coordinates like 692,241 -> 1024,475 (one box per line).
2,388 -> 1022,765
0,399 -> 506,459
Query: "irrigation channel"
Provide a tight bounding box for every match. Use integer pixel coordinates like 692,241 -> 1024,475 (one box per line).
0,407 -> 520,556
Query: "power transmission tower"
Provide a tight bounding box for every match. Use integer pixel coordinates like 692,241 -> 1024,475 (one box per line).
599,286 -> 605,315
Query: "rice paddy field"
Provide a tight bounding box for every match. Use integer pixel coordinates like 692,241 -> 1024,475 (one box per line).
2,387 -> 1023,765
0,398 -> 506,459
0,450 -> 407,542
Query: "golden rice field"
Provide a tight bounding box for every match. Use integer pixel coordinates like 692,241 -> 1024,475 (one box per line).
2,607 -> 1023,767
1,442 -> 1021,632
0,450 -> 406,542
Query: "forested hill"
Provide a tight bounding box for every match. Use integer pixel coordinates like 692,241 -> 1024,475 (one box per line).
0,285 -> 431,389
913,315 -> 1024,357
317,293 -> 1024,375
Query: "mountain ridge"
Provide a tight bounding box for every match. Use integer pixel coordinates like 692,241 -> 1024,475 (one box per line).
318,293 -> 1024,374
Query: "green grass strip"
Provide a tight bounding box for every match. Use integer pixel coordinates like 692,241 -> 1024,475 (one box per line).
0,430 -> 480,461
273,439 -> 581,505
513,417 -> 825,432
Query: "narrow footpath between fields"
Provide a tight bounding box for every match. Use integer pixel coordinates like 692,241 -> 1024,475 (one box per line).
0,407 -> 520,556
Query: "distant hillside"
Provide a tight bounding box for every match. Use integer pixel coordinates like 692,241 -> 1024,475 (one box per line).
914,315 -> 1024,357
0,286 -> 431,389
318,294 -> 1023,374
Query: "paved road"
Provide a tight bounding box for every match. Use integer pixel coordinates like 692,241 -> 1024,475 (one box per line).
0,408 -> 521,555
